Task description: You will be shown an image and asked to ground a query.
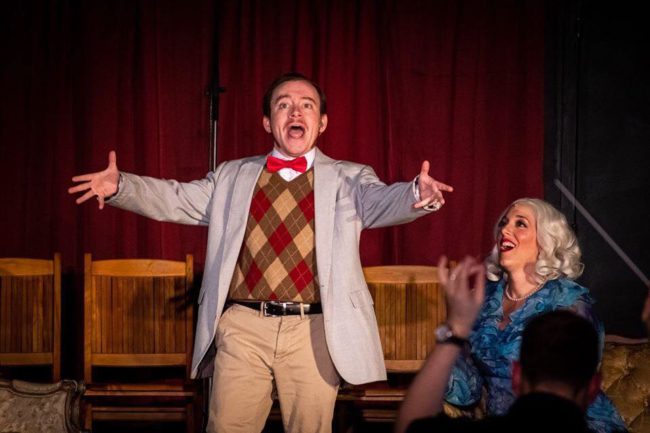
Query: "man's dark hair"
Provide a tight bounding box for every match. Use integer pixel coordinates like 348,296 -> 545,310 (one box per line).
520,310 -> 599,391
262,72 -> 327,117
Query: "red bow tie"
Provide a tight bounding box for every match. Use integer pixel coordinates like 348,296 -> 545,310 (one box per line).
266,155 -> 308,173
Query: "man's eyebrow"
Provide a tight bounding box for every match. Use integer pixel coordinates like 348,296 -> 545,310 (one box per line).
273,94 -> 318,105
274,94 -> 290,104
514,214 -> 530,221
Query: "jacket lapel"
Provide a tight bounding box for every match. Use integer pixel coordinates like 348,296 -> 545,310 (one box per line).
313,148 -> 338,305
218,156 -> 265,290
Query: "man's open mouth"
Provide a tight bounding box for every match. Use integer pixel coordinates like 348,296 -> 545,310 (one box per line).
288,124 -> 305,138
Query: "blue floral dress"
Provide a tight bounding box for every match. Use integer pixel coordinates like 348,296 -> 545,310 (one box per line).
444,277 -> 626,433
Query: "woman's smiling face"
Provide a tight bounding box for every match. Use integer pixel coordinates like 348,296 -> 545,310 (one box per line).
497,203 -> 539,273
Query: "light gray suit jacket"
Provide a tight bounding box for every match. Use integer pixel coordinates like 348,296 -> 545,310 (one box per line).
109,148 -> 430,385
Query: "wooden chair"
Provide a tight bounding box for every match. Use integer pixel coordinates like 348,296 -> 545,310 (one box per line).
339,265 -> 455,425
0,253 -> 62,382
365,265 -> 446,373
82,253 -> 196,432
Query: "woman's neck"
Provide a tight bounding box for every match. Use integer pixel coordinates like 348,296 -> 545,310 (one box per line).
505,268 -> 538,298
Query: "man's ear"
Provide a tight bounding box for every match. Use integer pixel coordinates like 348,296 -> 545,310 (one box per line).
263,116 -> 272,133
318,114 -> 328,134
511,361 -> 522,397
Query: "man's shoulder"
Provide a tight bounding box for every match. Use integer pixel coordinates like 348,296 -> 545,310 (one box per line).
507,393 -> 593,433
315,149 -> 367,171
220,154 -> 266,166
213,155 -> 265,173
333,159 -> 368,172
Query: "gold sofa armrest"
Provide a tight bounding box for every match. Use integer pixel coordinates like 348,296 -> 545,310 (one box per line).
602,335 -> 650,433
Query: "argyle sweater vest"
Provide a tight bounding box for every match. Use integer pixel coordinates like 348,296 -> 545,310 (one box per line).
228,168 -> 320,302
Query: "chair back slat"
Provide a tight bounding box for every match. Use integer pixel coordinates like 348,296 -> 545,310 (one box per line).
90,276 -> 189,354
0,271 -> 53,353
363,265 -> 446,373
90,259 -> 187,277
0,259 -> 53,276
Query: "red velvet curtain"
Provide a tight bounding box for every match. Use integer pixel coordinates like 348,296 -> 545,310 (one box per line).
216,0 -> 544,264
0,0 -> 214,268
0,0 -> 543,270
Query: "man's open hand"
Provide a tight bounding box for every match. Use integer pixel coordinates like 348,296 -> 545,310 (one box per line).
68,150 -> 120,210
414,160 -> 454,210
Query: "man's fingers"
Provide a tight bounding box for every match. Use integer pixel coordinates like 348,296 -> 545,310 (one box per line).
419,160 -> 430,177
71,173 -> 97,183
437,256 -> 449,285
76,190 -> 95,204
449,257 -> 470,280
435,181 -> 454,192
471,264 -> 486,286
413,198 -> 431,209
456,262 -> 469,287
469,263 -> 486,300
445,260 -> 467,299
97,196 -> 105,210
68,181 -> 92,194
108,150 -> 117,168
416,176 -> 451,209
413,190 -> 444,209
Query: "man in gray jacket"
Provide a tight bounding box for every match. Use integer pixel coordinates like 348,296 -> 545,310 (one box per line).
69,72 -> 453,433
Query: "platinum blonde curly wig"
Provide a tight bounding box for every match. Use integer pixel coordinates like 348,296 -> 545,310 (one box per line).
486,198 -> 584,283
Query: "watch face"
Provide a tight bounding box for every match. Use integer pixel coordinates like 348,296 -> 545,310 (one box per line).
435,324 -> 453,341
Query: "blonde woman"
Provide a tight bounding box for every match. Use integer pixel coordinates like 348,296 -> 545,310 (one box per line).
444,198 -> 626,433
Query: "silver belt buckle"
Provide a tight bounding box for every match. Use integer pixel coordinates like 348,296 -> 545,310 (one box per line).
262,301 -> 274,317
262,301 -> 288,317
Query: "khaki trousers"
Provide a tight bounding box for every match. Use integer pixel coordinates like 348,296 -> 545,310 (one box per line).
208,304 -> 340,433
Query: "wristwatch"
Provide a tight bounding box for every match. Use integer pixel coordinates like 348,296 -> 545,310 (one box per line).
435,323 -> 469,348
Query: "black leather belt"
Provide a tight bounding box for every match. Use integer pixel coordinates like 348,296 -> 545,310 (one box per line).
227,300 -> 322,316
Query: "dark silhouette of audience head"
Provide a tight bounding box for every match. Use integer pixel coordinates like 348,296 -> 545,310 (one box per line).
513,310 -> 601,409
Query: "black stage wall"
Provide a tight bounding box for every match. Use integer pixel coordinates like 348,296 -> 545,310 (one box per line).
546,0 -> 650,337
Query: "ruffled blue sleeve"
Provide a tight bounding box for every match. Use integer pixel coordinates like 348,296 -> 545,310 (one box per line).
444,351 -> 484,406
